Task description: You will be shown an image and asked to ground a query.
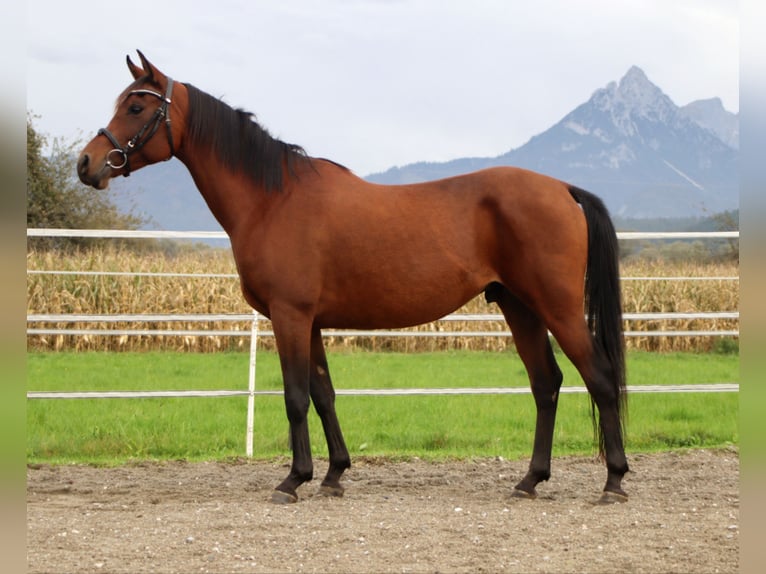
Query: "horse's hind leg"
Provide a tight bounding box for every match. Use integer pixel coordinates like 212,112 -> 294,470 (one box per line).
309,327 -> 351,497
487,284 -> 563,498
546,314 -> 629,502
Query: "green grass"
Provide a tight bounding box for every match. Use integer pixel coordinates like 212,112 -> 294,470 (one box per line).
26,350 -> 739,464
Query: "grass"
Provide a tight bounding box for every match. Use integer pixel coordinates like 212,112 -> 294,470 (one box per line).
27,350 -> 739,464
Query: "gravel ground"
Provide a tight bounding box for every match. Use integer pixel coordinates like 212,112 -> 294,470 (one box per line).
27,448 -> 739,573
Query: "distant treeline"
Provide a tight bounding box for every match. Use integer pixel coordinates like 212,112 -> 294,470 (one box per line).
615,210 -> 738,263
614,210 -> 738,233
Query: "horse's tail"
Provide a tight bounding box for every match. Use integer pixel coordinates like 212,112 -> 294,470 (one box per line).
568,185 -> 627,454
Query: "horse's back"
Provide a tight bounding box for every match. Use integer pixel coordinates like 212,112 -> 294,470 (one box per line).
348,165 -> 588,255
338,165 -> 583,220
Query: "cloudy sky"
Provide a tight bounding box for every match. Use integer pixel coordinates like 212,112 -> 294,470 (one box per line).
27,0 -> 738,176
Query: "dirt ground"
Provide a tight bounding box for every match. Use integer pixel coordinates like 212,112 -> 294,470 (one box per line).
27,448 -> 739,574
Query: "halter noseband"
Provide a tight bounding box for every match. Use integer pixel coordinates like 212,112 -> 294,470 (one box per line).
98,78 -> 175,176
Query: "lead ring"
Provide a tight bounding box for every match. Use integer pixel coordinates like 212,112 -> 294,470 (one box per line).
106,148 -> 128,170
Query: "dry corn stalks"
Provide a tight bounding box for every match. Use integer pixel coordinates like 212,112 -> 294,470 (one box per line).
27,248 -> 738,353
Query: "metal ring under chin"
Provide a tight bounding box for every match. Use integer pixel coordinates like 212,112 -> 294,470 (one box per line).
106,148 -> 129,170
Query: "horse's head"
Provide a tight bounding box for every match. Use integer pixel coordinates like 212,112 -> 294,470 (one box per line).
77,51 -> 183,189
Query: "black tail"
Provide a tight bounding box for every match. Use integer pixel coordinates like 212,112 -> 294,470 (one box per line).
568,186 -> 627,453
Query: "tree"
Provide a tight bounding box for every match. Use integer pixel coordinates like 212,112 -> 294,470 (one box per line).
27,116 -> 146,249
711,210 -> 739,262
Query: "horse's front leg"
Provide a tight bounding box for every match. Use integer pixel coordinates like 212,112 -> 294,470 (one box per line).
271,307 -> 314,504
309,326 -> 351,496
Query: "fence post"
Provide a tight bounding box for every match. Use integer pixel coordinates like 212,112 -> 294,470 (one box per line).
246,310 -> 259,457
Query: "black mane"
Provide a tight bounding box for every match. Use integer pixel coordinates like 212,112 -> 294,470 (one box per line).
183,83 -> 312,192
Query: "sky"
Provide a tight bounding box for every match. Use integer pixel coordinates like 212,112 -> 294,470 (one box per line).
27,0 -> 738,176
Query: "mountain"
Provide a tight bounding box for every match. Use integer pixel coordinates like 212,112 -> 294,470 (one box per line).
367,66 -> 738,219
112,66 -> 738,227
679,97 -> 739,149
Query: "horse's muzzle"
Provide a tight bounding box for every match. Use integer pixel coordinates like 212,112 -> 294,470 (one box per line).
76,152 -> 109,189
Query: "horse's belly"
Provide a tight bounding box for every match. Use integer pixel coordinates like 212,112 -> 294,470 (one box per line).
315,271 -> 490,330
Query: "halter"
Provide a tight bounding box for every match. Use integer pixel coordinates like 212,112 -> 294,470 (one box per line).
98,78 -> 175,176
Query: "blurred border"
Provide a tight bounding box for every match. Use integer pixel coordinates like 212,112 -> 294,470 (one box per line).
740,0 -> 766,569
0,2 -> 27,572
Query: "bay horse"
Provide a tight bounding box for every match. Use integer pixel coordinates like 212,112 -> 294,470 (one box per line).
77,51 -> 629,504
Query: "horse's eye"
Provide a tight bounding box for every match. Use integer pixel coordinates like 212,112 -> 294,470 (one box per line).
128,104 -> 143,115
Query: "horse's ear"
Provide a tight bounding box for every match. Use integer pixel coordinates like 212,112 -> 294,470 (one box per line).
135,50 -> 169,86
127,54 -> 144,80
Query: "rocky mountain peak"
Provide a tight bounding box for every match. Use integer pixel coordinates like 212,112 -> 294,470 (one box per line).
590,66 -> 678,134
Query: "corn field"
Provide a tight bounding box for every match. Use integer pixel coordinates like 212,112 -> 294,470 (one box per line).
26,247 -> 739,353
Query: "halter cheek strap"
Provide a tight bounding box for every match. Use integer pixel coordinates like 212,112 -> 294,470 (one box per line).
98,77 -> 175,176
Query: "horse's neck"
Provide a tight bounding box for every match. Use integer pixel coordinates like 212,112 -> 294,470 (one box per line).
175,147 -> 268,236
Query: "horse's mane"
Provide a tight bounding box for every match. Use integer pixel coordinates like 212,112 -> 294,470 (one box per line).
183,83 -> 313,192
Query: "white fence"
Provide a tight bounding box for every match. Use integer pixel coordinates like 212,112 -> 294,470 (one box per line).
25,311 -> 740,339
26,229 -> 740,456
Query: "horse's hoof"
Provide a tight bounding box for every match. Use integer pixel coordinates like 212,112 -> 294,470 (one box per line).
318,483 -> 345,498
597,490 -> 628,505
511,488 -> 537,500
270,490 -> 298,504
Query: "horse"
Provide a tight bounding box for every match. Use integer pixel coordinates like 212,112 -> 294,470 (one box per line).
77,51 -> 629,504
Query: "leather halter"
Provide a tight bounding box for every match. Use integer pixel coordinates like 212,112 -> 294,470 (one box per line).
98,78 -> 175,176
